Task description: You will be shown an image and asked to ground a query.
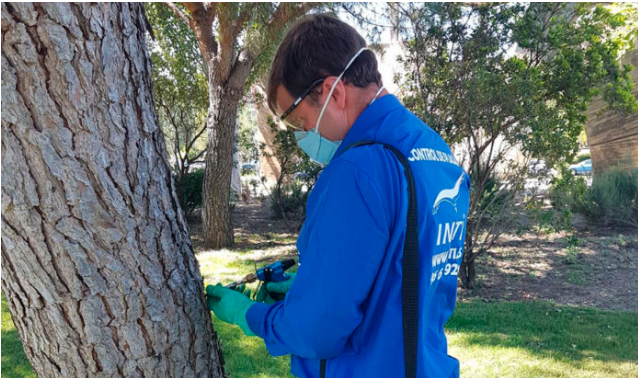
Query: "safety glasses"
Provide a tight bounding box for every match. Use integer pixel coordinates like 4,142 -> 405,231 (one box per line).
279,78 -> 325,130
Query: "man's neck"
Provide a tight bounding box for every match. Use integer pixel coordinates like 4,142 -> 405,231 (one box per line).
347,84 -> 389,128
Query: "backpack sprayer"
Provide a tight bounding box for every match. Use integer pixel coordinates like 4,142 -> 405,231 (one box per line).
225,259 -> 296,300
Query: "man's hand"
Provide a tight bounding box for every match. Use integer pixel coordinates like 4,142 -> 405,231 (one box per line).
230,283 -> 252,298
255,273 -> 296,304
206,284 -> 256,336
267,272 -> 296,293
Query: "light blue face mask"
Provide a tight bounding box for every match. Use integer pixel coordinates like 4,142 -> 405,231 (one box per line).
295,48 -> 384,167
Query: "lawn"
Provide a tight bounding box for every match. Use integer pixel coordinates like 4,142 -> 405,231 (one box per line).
200,249 -> 638,378
3,245 -> 637,378
1,296 -> 35,378
447,301 -> 638,378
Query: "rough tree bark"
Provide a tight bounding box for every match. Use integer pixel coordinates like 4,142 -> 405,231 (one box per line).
1,3 -> 225,377
200,49 -> 253,248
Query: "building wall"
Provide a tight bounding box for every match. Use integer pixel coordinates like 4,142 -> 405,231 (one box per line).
585,40 -> 638,174
250,85 -> 283,190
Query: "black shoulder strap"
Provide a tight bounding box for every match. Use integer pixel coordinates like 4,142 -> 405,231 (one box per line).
320,141 -> 419,378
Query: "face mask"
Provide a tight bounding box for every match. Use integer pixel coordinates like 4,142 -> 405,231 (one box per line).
295,48 -> 383,167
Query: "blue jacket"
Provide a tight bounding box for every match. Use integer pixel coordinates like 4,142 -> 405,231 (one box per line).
246,95 -> 470,378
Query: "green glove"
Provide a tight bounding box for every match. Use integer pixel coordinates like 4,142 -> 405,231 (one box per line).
206,284 -> 256,336
255,273 -> 296,304
231,283 -> 252,299
266,272 -> 296,294
255,284 -> 277,304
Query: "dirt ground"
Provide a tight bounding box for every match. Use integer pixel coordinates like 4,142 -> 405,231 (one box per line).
457,227 -> 638,312
188,198 -> 297,253
189,200 -> 638,313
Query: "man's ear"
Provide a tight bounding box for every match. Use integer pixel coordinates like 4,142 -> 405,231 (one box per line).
321,77 -> 347,110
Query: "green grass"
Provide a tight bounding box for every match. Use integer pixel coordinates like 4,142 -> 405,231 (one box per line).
561,245 -> 593,286
3,249 -> 637,378
447,301 -> 638,378
212,319 -> 295,378
1,297 -> 35,378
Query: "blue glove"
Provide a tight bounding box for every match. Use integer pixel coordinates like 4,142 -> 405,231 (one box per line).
206,284 -> 256,336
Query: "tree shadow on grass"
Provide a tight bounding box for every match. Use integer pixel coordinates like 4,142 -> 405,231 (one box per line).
448,301 -> 638,364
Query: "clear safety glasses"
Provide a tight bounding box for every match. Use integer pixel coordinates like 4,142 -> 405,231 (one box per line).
279,78 -> 325,130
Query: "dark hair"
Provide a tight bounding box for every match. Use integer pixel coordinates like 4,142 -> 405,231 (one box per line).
267,14 -> 382,114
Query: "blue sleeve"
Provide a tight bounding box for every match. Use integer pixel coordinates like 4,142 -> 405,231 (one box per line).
246,159 -> 390,359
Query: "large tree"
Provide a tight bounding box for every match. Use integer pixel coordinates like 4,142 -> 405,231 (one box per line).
163,2 -> 324,248
391,3 -> 637,288
1,3 -> 225,377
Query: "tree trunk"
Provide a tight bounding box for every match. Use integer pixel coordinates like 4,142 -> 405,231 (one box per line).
1,3 -> 225,377
460,233 -> 476,289
459,256 -> 476,290
175,3 -> 316,249
201,62 -> 252,248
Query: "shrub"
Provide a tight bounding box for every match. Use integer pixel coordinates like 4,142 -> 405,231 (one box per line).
182,169 -> 204,217
467,173 -> 520,239
523,168 -> 575,240
525,196 -> 573,239
580,167 -> 638,228
261,119 -> 321,230
474,175 -> 515,215
549,166 -> 588,213
550,166 -> 638,228
269,180 -> 308,220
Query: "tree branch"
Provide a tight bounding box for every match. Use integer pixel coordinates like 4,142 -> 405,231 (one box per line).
187,149 -> 207,163
228,48 -> 255,92
183,2 -> 214,22
232,3 -> 257,42
163,2 -> 191,25
183,2 -> 219,64
341,3 -> 395,29
216,3 -> 237,80
267,3 -> 316,39
185,122 -> 207,154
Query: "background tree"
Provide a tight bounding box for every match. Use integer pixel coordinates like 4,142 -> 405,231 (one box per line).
1,3 -> 225,376
391,2 -> 638,288
261,118 -> 322,232
145,3 -> 209,209
163,2 -> 326,248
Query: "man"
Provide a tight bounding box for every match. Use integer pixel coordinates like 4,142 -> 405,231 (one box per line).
206,15 -> 470,378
